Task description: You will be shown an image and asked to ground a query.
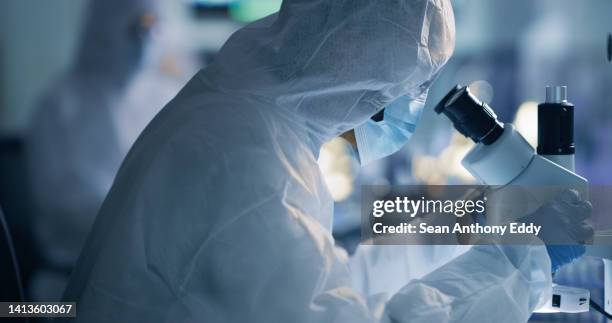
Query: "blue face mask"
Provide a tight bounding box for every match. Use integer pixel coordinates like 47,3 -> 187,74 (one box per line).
354,91 -> 428,166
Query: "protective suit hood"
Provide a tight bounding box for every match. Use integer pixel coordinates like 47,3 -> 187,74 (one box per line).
73,0 -> 155,84
201,0 -> 455,147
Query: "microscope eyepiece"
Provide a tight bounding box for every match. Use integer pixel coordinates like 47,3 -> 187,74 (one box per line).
435,85 -> 504,145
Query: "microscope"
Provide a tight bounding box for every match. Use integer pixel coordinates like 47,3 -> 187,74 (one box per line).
435,84 -> 594,314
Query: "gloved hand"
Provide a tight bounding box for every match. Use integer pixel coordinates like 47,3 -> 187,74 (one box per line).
520,189 -> 593,273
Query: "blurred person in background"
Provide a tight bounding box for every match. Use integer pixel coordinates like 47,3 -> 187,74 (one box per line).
25,0 -> 201,300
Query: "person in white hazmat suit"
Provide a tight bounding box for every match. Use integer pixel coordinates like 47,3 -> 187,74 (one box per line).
62,0 -> 586,321
26,0 -> 198,300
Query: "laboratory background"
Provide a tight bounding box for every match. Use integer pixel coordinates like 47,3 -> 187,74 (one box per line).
0,0 -> 610,322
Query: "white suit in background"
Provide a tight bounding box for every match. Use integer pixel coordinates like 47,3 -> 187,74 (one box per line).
63,0 -> 551,322
26,0 -> 197,300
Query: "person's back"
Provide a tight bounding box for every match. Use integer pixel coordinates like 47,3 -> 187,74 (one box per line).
64,73 -> 345,320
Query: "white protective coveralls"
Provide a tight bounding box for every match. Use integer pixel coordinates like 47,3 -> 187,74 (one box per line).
63,0 -> 551,322
27,0 -> 197,300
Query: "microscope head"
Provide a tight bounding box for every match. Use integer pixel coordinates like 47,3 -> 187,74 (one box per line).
435,85 -> 504,145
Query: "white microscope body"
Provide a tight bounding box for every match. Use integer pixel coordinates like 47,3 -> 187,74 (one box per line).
462,123 -> 587,226
436,85 -> 591,314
